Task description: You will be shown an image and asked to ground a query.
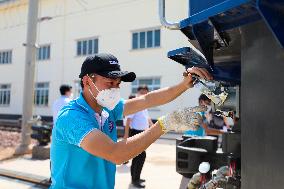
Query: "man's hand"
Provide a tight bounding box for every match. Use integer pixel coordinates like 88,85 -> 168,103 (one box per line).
182,67 -> 213,88
158,106 -> 206,133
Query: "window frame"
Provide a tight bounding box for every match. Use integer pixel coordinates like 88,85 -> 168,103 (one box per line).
131,28 -> 161,50
34,82 -> 49,107
36,44 -> 51,61
0,50 -> 12,64
76,37 -> 99,57
0,84 -> 11,106
131,77 -> 161,94
131,77 -> 161,111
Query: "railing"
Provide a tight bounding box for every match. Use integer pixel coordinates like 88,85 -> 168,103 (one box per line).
0,118 -> 52,132
0,119 -> 21,132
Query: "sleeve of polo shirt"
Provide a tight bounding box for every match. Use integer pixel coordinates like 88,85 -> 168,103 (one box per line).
112,99 -> 125,121
55,110 -> 98,147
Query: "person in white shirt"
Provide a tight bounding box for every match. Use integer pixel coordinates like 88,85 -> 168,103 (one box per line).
124,85 -> 153,188
52,85 -> 73,126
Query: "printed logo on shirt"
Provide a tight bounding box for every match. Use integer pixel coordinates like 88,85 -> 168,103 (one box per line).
108,121 -> 114,133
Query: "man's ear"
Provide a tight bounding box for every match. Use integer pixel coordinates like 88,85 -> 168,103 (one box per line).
82,75 -> 90,88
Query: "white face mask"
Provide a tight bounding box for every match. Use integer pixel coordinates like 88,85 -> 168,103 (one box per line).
88,77 -> 121,110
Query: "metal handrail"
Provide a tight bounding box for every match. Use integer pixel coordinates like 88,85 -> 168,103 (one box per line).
158,0 -> 180,30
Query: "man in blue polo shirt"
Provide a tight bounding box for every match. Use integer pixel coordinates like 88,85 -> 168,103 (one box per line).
50,53 -> 212,189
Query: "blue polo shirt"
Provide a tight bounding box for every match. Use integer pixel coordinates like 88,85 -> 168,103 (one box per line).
50,93 -> 124,189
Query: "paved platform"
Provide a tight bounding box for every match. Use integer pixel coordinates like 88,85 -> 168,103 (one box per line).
0,138 -> 185,189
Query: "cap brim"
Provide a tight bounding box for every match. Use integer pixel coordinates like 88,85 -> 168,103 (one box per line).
97,71 -> 136,82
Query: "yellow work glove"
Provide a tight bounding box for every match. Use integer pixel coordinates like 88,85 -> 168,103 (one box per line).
158,106 -> 206,133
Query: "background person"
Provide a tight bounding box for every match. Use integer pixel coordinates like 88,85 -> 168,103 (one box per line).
184,94 -> 224,136
124,85 -> 154,188
52,84 -> 73,127
122,94 -> 136,165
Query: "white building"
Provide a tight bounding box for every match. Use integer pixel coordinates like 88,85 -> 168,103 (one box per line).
0,0 -> 201,121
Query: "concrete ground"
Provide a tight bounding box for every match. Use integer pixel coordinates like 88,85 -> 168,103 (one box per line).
0,137 -> 185,189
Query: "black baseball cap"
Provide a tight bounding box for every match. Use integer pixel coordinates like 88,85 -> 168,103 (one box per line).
79,53 -> 136,82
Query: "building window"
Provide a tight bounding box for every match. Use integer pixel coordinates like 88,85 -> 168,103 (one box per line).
37,45 -> 50,61
131,78 -> 161,93
77,38 -> 99,56
132,29 -> 160,50
34,82 -> 49,106
0,0 -> 12,3
0,50 -> 12,64
0,84 -> 11,106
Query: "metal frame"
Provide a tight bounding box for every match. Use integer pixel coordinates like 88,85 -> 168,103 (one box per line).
158,0 -> 180,30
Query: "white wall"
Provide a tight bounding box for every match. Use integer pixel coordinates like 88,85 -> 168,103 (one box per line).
0,0 -> 201,119
0,0 -> 28,114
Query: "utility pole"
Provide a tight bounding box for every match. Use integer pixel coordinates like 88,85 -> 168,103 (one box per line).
15,0 -> 39,155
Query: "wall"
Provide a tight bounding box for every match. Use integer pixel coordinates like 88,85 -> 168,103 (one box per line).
0,0 -> 201,119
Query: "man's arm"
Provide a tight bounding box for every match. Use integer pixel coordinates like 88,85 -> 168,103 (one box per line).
124,83 -> 187,116
81,122 -> 164,165
202,123 -> 224,135
123,118 -> 131,139
123,67 -> 212,116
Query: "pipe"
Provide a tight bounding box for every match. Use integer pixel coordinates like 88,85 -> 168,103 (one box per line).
187,172 -> 202,189
158,0 -> 180,30
187,166 -> 230,189
202,166 -> 229,189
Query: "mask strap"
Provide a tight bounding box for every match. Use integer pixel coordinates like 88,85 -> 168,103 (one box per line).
88,75 -> 100,92
87,75 -> 100,102
88,88 -> 97,101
